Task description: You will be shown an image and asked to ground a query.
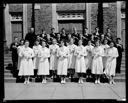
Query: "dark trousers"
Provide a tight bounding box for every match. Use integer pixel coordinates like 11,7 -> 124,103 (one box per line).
116,56 -> 122,73
12,59 -> 18,77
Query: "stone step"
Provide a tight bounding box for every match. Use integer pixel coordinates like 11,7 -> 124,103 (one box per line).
4,63 -> 13,67
4,69 -> 11,73
121,69 -> 125,73
4,73 -> 13,77
115,73 -> 125,77
4,75 -> 125,83
121,65 -> 125,69
4,78 -> 16,83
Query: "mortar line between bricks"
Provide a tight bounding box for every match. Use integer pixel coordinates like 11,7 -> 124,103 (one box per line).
108,85 -> 122,100
50,85 -> 57,99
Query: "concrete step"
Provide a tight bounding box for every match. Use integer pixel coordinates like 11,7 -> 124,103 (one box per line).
4,73 -> 13,77
4,76 -> 125,83
4,69 -> 11,73
115,73 -> 125,77
121,69 -> 125,73
121,65 -> 125,69
4,78 -> 16,83
4,59 -> 12,62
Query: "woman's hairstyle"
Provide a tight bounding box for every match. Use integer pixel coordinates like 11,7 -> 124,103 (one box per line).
95,27 -> 99,30
24,40 -> 29,43
61,39 -> 65,43
20,39 -> 24,42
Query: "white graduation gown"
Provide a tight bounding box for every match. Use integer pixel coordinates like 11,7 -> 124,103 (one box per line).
17,45 -> 24,70
57,46 -> 69,75
104,47 -> 118,76
74,45 -> 87,73
84,45 -> 94,69
91,46 -> 104,74
67,44 -> 77,69
101,44 -> 110,69
49,44 -> 59,70
38,47 -> 50,75
33,45 -> 42,69
18,47 -> 34,76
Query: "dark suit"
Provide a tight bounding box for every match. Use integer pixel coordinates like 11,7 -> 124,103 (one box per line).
72,33 -> 79,46
10,42 -> 20,70
116,44 -> 124,73
25,32 -> 37,48
50,33 -> 57,40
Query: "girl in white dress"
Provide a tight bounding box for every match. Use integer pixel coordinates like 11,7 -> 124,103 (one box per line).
57,40 -> 69,84
33,40 -> 42,77
18,40 -> 34,84
104,41 -> 118,84
17,39 -> 24,71
38,41 -> 50,84
67,38 -> 77,79
84,40 -> 94,78
92,40 -> 104,84
49,39 -> 59,79
101,39 -> 110,71
74,40 -> 87,84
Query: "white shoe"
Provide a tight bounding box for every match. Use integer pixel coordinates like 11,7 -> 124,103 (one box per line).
78,79 -> 81,84
63,79 -> 66,84
24,81 -> 27,84
42,80 -> 44,84
95,80 -> 98,84
44,79 -> 47,84
109,80 -> 112,84
27,80 -> 29,84
97,80 -> 101,84
61,80 -> 63,84
81,79 -> 83,84
112,81 -> 116,85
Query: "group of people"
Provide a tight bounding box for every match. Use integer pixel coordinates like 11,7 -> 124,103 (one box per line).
10,27 -> 124,85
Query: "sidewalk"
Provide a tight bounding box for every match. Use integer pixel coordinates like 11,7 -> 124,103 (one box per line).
4,82 -> 126,101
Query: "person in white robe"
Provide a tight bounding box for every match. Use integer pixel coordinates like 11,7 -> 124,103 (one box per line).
18,40 -> 34,84
32,40 -> 42,77
57,40 -> 69,84
74,40 -> 87,84
49,39 -> 59,79
17,39 -> 24,71
38,41 -> 50,84
92,40 -> 104,84
100,39 -> 110,71
84,40 -> 94,78
104,41 -> 118,84
67,38 -> 77,79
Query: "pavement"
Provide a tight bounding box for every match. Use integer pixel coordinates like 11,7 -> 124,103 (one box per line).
4,82 -> 126,101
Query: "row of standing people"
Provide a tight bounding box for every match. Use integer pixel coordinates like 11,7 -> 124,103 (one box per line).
24,27 -> 114,48
11,28 -> 123,84
14,36 -> 119,85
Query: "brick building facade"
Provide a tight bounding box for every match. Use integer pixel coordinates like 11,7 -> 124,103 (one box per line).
3,2 -> 125,48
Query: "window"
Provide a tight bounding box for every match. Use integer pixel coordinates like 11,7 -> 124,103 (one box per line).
57,12 -> 84,20
10,13 -> 22,21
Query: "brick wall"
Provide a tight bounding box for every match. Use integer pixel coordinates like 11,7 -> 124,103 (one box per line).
91,3 -> 98,33
9,4 -> 23,12
56,3 -> 86,11
27,4 -> 32,33
34,4 -> 52,34
103,3 -> 117,41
